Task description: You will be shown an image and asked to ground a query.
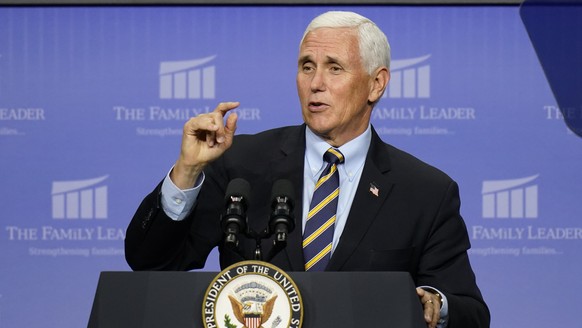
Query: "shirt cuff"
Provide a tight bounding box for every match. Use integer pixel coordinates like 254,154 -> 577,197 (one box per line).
419,286 -> 449,328
160,167 -> 204,221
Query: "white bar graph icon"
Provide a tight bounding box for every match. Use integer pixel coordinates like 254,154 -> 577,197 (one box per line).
159,56 -> 216,99
482,175 -> 539,219
51,175 -> 108,219
386,55 -> 431,99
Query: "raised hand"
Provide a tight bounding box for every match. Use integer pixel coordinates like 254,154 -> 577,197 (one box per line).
170,102 -> 239,189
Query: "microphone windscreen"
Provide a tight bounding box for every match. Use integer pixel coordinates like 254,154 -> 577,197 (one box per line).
271,179 -> 294,203
225,178 -> 251,200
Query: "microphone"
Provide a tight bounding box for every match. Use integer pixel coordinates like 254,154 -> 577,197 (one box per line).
221,178 -> 251,248
269,179 -> 295,245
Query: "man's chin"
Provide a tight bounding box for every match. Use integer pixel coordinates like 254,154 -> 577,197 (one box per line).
306,124 -> 333,141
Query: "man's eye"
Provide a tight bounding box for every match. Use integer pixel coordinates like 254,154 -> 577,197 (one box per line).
302,65 -> 314,73
330,66 -> 342,73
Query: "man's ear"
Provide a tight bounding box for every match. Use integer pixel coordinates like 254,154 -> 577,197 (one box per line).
369,67 -> 390,104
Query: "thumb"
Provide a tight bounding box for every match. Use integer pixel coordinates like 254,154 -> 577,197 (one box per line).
225,112 -> 238,140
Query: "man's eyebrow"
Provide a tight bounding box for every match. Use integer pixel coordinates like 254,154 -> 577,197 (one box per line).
298,55 -> 313,65
298,55 -> 342,65
325,56 -> 341,64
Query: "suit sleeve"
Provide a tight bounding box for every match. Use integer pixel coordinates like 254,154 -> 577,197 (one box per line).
124,176 -> 224,271
417,180 -> 490,327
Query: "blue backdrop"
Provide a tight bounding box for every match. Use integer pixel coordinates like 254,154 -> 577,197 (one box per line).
1,5 -> 580,328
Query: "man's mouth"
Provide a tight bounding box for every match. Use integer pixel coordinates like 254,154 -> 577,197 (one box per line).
308,102 -> 328,111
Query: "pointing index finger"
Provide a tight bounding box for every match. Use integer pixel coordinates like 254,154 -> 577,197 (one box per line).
215,102 -> 240,116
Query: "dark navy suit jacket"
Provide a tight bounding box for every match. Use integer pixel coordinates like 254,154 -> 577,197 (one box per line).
125,124 -> 490,327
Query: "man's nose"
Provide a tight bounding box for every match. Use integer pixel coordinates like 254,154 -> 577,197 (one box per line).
310,69 -> 325,92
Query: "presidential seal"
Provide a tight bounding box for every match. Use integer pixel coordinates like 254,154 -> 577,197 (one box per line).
202,261 -> 303,328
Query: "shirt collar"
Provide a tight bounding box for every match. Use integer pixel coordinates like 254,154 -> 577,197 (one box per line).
305,125 -> 372,181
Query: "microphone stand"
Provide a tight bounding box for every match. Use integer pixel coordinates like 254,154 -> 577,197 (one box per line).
232,225 -> 288,262
245,229 -> 266,261
222,179 -> 294,263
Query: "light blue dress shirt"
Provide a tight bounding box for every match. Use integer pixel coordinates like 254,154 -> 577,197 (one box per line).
302,125 -> 370,254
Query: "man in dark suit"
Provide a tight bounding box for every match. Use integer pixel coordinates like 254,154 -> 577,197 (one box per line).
125,11 -> 489,328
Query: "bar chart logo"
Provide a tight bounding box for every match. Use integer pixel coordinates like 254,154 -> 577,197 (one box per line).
51,175 -> 108,219
482,174 -> 539,219
385,54 -> 431,99
159,56 -> 216,99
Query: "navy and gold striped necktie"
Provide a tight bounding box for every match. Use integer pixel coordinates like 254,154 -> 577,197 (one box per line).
303,148 -> 344,271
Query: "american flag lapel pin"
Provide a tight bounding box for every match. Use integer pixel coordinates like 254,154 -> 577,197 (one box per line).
369,182 -> 379,197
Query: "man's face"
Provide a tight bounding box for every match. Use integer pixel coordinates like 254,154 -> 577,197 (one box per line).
297,27 -> 376,147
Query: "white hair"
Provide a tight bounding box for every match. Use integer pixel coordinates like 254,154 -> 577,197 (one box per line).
301,11 -> 391,74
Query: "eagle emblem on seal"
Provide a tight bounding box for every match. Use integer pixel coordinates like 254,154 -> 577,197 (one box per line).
227,282 -> 278,328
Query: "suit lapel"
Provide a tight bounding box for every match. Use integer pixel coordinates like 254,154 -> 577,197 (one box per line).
327,128 -> 394,271
268,125 -> 307,271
